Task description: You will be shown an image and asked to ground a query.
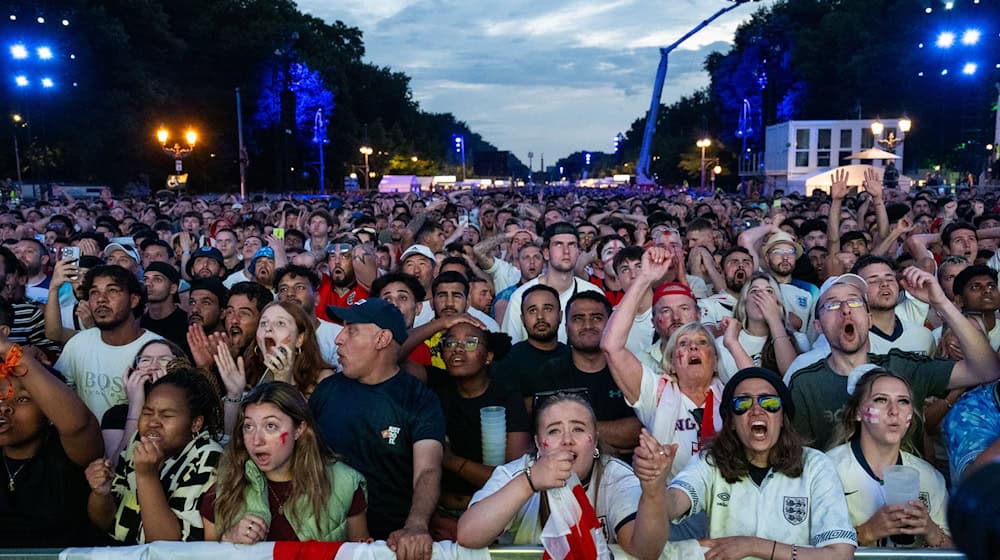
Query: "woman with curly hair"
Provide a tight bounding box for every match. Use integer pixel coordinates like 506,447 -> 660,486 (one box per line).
827,366 -> 951,548
85,368 -> 224,543
201,382 -> 368,543
660,367 -> 856,560
429,322 -> 530,539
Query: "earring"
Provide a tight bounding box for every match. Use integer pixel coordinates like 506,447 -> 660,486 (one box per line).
593,448 -> 600,459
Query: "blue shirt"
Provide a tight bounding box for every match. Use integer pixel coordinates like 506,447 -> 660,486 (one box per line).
942,382 -> 1000,485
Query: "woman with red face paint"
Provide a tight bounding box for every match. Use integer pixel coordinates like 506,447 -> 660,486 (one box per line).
827,366 -> 952,549
457,392 -> 672,560
201,382 -> 368,543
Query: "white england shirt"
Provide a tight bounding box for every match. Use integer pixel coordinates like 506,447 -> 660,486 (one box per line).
826,442 -> 949,547
779,283 -> 814,334
714,331 -> 812,383
670,448 -> 857,548
699,292 -> 738,325
469,455 -> 640,546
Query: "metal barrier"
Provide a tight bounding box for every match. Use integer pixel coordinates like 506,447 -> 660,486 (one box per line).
0,546 -> 968,560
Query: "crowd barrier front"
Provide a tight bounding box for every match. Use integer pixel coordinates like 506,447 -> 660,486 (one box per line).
0,543 -> 969,560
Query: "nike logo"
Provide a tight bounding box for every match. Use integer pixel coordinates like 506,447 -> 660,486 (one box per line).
844,491 -> 859,496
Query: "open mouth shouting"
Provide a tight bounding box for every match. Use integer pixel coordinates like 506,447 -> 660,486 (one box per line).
749,420 -> 768,441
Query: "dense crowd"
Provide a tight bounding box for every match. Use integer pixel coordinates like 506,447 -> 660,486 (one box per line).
0,178 -> 997,559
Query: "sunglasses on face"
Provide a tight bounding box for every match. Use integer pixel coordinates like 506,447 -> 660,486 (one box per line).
731,394 -> 783,415
442,336 -> 480,351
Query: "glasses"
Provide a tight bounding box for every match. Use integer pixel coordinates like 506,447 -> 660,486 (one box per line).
769,248 -> 797,257
532,387 -> 590,412
818,298 -> 866,314
731,394 -> 783,415
135,355 -> 172,369
443,337 -> 480,351
326,243 -> 356,255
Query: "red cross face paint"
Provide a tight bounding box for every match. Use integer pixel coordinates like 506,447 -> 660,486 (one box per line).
280,431 -> 289,445
862,407 -> 881,424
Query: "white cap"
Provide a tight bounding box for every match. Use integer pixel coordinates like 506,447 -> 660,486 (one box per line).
103,242 -> 140,263
400,244 -> 435,264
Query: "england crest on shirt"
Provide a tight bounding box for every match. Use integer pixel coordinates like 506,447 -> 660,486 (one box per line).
797,296 -> 807,309
783,496 -> 808,525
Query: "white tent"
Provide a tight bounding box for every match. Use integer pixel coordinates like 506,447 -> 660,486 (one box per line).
803,164 -> 882,196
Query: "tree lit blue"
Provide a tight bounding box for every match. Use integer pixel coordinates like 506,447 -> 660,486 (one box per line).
961,29 -> 980,46
962,62 -> 977,75
253,60 -> 334,133
41,77 -> 53,87
36,46 -> 52,60
936,32 -> 955,48
14,75 -> 28,86
10,44 -> 27,59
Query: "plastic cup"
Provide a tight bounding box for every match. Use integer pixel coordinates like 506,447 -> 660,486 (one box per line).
883,465 -> 920,505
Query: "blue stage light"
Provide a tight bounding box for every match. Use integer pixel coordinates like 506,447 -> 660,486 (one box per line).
41,77 -> 53,87
10,44 -> 28,59
936,32 -> 955,48
962,63 -> 977,75
14,75 -> 28,87
36,46 -> 52,60
961,29 -> 980,46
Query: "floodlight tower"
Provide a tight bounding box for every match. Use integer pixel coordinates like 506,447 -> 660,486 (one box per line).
635,0 -> 761,186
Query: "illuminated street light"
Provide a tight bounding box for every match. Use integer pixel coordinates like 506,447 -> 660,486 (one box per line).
10,114 -> 24,189
871,117 -> 912,150
696,138 -> 712,190
359,145 -> 373,191
156,127 -> 198,176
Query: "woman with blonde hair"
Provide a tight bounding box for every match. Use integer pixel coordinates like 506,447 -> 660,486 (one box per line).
200,382 -> 368,543
826,366 -> 951,548
603,247 -> 724,482
716,271 -> 808,380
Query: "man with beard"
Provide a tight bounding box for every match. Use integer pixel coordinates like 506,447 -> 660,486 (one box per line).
54,265 -> 162,420
532,291 -> 640,457
221,281 -> 273,359
699,247 -> 753,326
187,277 -> 227,334
493,284 -> 570,402
399,271 -> 486,370
275,264 -> 341,369
501,222 -> 601,343
761,231 -> 813,332
789,270 -> 1000,451
14,238 -> 51,303
185,246 -> 226,279
316,237 -> 374,322
139,262 -> 189,354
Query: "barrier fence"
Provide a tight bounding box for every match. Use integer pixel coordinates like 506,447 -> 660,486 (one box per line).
0,546 -> 969,560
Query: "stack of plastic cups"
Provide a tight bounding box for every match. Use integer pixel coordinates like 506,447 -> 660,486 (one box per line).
883,465 -> 920,546
480,406 -> 507,466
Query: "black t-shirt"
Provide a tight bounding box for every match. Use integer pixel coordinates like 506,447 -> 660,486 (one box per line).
432,377 -> 530,497
141,306 -> 191,357
493,341 -> 571,399
309,371 -> 446,539
534,356 -> 636,423
0,427 -> 106,547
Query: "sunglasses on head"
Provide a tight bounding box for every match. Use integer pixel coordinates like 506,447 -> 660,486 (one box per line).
532,387 -> 590,412
731,394 -> 783,415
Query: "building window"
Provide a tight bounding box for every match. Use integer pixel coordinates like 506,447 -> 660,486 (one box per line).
795,129 -> 810,167
862,128 -> 875,149
839,130 -> 853,165
817,129 -> 831,167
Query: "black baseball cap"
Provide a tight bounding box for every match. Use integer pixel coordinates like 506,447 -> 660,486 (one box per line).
326,298 -> 408,345
145,261 -> 180,285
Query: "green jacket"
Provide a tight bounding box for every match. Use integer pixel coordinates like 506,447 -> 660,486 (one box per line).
222,459 -> 366,541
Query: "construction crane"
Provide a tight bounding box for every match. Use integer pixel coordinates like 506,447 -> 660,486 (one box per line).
635,0 -> 760,186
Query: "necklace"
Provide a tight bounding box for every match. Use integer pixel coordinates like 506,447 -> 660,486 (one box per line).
3,454 -> 28,492
267,482 -> 291,516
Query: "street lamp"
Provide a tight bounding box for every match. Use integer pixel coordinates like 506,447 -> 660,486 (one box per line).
156,127 -> 198,173
10,114 -> 24,191
870,116 -> 912,149
696,138 -> 712,190
359,145 -> 373,191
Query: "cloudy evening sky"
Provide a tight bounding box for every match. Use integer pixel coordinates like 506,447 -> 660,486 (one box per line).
298,0 -> 774,167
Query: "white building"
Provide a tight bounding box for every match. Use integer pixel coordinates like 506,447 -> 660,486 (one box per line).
764,118 -> 907,193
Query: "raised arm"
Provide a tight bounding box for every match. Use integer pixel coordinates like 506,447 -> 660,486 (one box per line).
826,169 -> 849,256
904,233 -> 940,274
901,266 -> 1000,387
473,233 -> 508,270
44,259 -> 81,343
601,247 -> 672,404
864,168 -> 890,243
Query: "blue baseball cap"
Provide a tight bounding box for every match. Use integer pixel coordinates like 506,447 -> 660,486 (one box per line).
247,246 -> 275,275
327,298 -> 408,345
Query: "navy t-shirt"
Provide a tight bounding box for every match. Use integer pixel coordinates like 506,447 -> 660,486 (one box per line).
309,371 -> 445,539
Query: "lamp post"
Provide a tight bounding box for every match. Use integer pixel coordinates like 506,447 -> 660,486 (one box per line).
359,146 -> 373,191
870,116 -> 912,150
11,114 -> 24,191
696,138 -> 711,190
156,127 -> 198,173
711,164 -> 722,191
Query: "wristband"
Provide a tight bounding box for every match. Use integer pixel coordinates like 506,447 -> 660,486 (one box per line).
222,394 -> 243,404
524,466 -> 538,492
769,540 -> 776,560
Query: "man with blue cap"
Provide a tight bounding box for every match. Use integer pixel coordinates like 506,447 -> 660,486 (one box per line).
309,298 -> 444,560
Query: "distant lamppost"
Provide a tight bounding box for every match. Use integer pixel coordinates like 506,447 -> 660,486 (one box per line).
696,138 -> 712,190
870,116 -> 912,150
711,164 -> 722,191
10,114 -> 24,190
359,145 -> 373,191
453,135 -> 466,181
156,127 -> 198,173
